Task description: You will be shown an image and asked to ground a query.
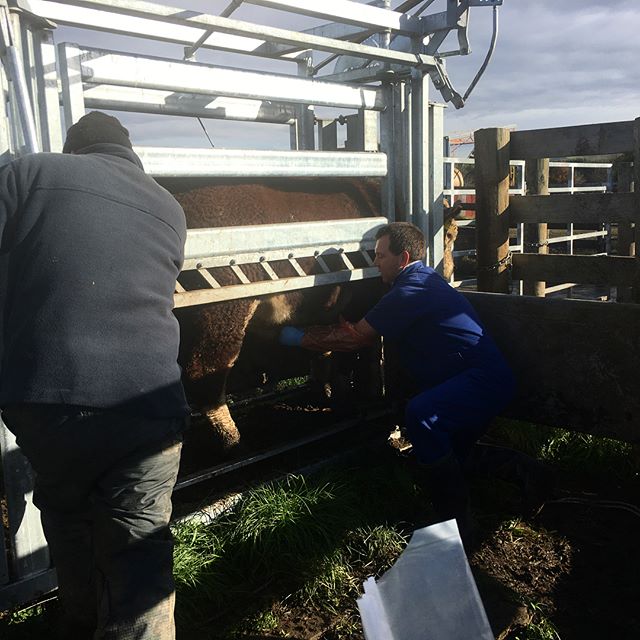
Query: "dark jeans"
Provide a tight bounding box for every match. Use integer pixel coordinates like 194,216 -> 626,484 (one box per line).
2,404 -> 186,640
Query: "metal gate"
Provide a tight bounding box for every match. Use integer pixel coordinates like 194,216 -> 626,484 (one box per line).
0,0 -> 503,609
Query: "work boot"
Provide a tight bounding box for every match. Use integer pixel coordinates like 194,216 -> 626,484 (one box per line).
463,443 -> 555,515
417,452 -> 475,549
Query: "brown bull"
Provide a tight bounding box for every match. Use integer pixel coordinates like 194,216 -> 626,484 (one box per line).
172,178 -> 458,453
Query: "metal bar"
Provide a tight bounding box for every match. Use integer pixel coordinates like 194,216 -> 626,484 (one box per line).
429,102 -> 445,274
314,255 -> 331,273
241,0 -> 424,35
0,569 -> 57,612
379,84 -> 395,220
19,17 -> 42,149
0,6 -> 39,152
67,46 -> 386,111
548,186 -> 607,193
26,0 -> 436,67
545,231 -> 609,244
197,268 -> 221,288
57,43 -> 85,131
174,413 -> 379,491
259,261 -> 279,280
360,249 -> 375,266
315,64 -> 407,84
288,257 -> 306,276
411,70 -> 429,262
185,244 -> 379,271
544,282 -> 578,295
0,420 -> 50,581
395,81 -> 411,222
39,29 -> 63,151
292,54 -> 315,150
230,264 -> 250,284
338,251 -> 355,270
83,85 -> 298,124
174,266 -> 381,307
0,60 -> 12,163
549,162 -> 613,169
183,0 -> 244,58
136,147 -> 388,178
183,218 -> 387,266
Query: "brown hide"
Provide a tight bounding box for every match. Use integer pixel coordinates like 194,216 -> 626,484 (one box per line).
172,178 -> 458,452
172,179 -> 383,450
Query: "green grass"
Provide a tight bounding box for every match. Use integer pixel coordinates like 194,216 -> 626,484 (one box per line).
488,418 -> 637,480
170,460 -> 421,638
275,375 -> 309,391
2,429 -> 637,639
515,601 -> 561,640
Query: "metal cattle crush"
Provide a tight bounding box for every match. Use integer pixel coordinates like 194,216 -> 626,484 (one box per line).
0,0 -> 505,610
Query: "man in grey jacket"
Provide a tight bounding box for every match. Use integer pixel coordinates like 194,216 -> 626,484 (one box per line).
0,111 -> 189,639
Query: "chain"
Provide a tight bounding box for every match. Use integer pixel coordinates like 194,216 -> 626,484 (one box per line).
477,250 -> 512,273
525,241 -> 549,249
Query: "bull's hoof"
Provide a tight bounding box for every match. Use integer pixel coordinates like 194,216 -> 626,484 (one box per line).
205,404 -> 241,451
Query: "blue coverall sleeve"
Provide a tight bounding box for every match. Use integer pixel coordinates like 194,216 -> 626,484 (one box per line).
364,286 -> 421,341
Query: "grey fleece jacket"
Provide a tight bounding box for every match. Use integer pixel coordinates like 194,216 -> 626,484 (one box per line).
0,144 -> 189,417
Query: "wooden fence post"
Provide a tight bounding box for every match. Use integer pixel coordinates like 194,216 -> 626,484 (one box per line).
523,158 -> 549,296
616,161 -> 634,302
474,127 -> 511,293
633,117 -> 640,303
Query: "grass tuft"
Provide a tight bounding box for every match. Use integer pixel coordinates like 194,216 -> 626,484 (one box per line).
489,419 -> 637,480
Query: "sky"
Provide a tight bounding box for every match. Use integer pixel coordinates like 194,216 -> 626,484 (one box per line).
53,0 -> 640,153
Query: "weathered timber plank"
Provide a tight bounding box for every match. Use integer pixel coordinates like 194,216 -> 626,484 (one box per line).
510,120 -> 634,160
522,158 -> 549,297
633,117 -> 640,302
511,253 -> 640,286
509,192 -> 637,224
463,292 -> 640,443
474,127 -> 511,293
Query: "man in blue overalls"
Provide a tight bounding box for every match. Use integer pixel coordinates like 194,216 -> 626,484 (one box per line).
280,221 -> 516,543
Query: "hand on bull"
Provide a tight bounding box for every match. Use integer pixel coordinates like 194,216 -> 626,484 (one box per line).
279,326 -> 305,347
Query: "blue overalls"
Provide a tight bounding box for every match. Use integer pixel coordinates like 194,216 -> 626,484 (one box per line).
365,262 -> 515,464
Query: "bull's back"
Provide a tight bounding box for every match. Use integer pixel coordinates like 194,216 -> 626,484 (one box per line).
173,178 -> 381,228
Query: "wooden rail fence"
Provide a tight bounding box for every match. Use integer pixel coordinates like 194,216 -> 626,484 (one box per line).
475,117 -> 639,300
471,118 -> 640,444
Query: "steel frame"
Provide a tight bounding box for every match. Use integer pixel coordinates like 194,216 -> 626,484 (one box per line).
0,0 -> 496,610
444,157 -> 614,290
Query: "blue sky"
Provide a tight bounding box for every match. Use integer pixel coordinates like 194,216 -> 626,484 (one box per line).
54,0 -> 640,151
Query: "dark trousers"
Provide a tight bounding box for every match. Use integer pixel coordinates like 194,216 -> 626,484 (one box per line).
2,405 -> 185,640
405,365 -> 515,464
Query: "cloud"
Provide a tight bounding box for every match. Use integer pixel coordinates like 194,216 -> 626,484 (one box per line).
55,0 -> 640,148
445,0 -> 640,135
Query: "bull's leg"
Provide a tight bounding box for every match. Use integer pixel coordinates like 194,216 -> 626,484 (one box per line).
177,300 -> 259,454
204,400 -> 240,451
309,352 -> 334,400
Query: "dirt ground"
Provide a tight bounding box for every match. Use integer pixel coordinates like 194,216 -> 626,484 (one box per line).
176,398 -> 640,640
2,397 -> 639,640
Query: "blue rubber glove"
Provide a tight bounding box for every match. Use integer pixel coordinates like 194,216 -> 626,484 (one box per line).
279,326 -> 305,347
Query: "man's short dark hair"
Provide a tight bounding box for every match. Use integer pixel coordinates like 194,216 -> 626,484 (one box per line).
375,222 -> 426,261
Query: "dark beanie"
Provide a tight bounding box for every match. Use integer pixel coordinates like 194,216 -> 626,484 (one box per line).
63,111 -> 132,153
